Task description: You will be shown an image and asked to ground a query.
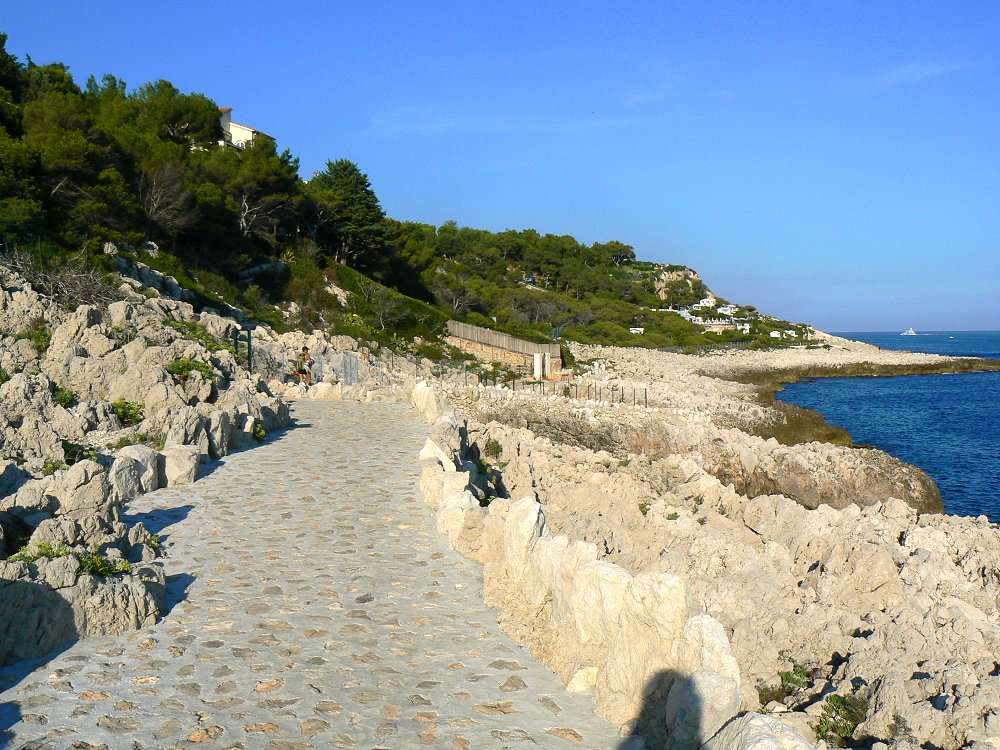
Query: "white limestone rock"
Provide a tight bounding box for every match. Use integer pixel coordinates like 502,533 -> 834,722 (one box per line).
157,445 -> 200,487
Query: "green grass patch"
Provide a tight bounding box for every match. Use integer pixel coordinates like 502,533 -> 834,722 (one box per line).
484,439 -> 503,459
109,432 -> 164,451
0,368 -> 10,387
252,422 -> 266,443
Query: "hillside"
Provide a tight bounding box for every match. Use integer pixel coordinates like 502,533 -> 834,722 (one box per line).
0,33 -> 808,357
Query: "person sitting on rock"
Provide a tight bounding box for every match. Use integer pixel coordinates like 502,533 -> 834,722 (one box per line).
295,346 -> 314,386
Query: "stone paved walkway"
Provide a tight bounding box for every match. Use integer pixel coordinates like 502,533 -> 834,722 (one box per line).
0,400 -> 621,749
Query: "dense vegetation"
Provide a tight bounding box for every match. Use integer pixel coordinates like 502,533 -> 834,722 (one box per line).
0,34 -> 805,351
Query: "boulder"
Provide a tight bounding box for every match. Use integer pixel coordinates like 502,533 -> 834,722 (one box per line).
108,454 -> 143,505
206,409 -> 231,459
665,670 -> 742,750
436,490 -> 485,558
158,445 -> 200,487
569,560 -> 633,648
116,445 -> 160,494
703,712 -> 815,750
502,497 -> 545,584
596,572 -> 691,728
53,461 -> 112,520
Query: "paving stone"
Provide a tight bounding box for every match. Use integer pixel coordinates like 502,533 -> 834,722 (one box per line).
0,401 -> 619,749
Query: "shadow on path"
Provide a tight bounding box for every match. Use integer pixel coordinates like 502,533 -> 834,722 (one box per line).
161,573 -> 196,616
123,503 -> 194,537
617,670 -> 702,750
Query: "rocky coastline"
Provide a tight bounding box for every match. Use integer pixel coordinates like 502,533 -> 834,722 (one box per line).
391,336 -> 1000,749
3,260 -> 999,749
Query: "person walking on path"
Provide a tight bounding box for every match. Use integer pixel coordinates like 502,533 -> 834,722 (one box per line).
295,345 -> 314,386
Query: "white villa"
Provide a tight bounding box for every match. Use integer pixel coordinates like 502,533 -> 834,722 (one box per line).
219,107 -> 271,149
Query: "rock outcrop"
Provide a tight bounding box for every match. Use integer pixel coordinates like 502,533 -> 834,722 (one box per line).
0,264 -> 292,664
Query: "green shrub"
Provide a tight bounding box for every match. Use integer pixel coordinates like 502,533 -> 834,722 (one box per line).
15,318 -> 52,353
166,357 -> 215,383
813,694 -> 869,746
61,440 -> 98,466
144,534 -> 162,550
111,399 -> 145,426
484,439 -> 503,459
560,343 -> 576,369
53,387 -> 77,408
252,422 -> 266,443
0,368 -> 9,386
666,511 -> 680,521
42,459 -> 66,475
638,500 -> 651,516
8,541 -> 70,564
76,548 -> 132,577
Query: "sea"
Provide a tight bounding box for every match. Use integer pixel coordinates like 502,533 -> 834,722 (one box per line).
775,331 -> 1000,522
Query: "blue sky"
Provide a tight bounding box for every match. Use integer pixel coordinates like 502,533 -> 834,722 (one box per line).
4,1 -> 998,330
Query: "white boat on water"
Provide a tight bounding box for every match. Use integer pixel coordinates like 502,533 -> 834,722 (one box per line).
901,327 -> 917,336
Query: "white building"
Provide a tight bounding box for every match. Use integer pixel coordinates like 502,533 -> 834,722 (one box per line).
717,304 -> 738,316
219,107 -> 271,149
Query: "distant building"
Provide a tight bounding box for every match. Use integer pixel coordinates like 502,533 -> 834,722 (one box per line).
219,107 -> 271,149
629,327 -> 645,335
717,304 -> 738,316
769,330 -> 782,339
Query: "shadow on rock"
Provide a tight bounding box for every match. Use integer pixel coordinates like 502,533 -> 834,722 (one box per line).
123,503 -> 194,536
618,670 -> 704,750
0,579 -> 78,670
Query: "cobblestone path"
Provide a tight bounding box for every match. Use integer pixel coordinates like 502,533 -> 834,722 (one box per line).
0,400 -> 621,749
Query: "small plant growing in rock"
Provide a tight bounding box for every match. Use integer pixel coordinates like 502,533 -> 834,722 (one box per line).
9,541 -> 70,563
638,500 -> 652,516
166,357 -> 215,383
144,534 -> 162,550
111,399 -> 145,426
484,439 -> 503,459
110,431 -> 163,450
252,422 -> 266,443
53,387 -> 77,408
619,458 -> 630,467
0,367 -> 9,386
15,318 -> 52,353
666,511 -> 680,521
813,693 -> 869,747
76,548 -> 132,577
61,440 -> 98,466
42,459 -> 66,476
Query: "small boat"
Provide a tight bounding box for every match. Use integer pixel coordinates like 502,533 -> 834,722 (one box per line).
901,327 -> 917,336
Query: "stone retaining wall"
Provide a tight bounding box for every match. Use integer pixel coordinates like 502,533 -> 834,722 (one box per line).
406,380 -> 814,750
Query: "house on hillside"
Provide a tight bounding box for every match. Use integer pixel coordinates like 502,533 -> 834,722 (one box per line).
219,107 -> 271,149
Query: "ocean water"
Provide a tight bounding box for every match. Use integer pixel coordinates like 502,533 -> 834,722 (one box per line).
775,331 -> 1000,521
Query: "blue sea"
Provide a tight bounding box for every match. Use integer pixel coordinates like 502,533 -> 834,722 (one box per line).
775,331 -> 1000,521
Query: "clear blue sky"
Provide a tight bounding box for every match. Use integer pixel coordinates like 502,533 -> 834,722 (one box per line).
4,1 -> 998,331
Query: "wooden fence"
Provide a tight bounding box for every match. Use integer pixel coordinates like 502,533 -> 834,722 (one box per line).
446,321 -> 562,359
